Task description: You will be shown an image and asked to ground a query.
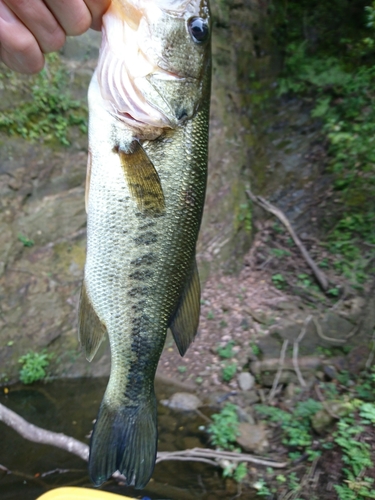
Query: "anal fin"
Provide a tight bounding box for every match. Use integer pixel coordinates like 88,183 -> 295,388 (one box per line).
78,281 -> 107,362
116,141 -> 165,216
169,259 -> 201,356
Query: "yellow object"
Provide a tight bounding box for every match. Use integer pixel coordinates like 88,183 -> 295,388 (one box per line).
36,487 -> 135,500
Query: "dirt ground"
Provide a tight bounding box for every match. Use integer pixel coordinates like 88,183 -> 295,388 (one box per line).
157,208 -> 370,396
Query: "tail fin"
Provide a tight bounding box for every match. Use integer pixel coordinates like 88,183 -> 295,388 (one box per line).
89,396 -> 157,489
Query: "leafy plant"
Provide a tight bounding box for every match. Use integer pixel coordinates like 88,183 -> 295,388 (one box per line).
359,402 -> 375,424
254,478 -> 272,497
255,399 -> 323,451
207,403 -> 240,450
333,414 -> 375,500
222,363 -> 237,382
270,248 -> 291,258
19,350 -> 51,384
217,340 -> 235,359
233,462 -> 248,482
250,342 -> 261,357
272,273 -> 287,289
237,203 -> 252,232
18,234 -> 34,247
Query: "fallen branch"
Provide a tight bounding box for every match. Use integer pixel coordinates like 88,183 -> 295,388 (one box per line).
251,355 -> 322,375
268,339 -> 289,403
246,188 -> 329,291
312,316 -> 348,345
156,448 -> 288,468
0,403 -> 288,475
0,403 -> 89,461
292,315 -> 312,388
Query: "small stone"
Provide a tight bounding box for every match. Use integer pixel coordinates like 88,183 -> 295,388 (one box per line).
236,423 -> 269,453
238,372 -> 255,391
161,392 -> 202,411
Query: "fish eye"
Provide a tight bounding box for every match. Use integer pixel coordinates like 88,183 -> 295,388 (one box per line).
188,17 -> 209,44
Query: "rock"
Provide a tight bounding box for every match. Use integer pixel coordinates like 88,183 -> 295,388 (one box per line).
323,365 -> 339,380
236,422 -> 269,454
236,406 -> 255,425
257,335 -> 284,359
260,371 -> 298,387
284,382 -> 298,400
347,345 -> 370,375
160,392 -> 202,411
311,410 -> 334,434
205,390 -> 233,406
311,401 -> 353,433
320,312 -> 355,345
241,390 -> 260,405
238,371 -> 255,391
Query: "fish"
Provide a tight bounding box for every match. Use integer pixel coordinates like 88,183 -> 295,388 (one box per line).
78,0 -> 211,489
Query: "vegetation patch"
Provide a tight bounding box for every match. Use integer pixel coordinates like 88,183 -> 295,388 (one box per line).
0,54 -> 87,146
18,350 -> 52,384
272,1 -> 375,289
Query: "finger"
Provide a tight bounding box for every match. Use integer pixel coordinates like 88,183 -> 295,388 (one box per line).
0,1 -> 44,73
85,0 -> 110,30
44,0 -> 92,36
3,0 -> 66,54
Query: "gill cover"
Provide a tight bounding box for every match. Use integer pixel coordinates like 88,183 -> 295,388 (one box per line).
96,0 -> 211,130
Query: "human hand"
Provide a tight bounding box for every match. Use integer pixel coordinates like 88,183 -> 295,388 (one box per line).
0,0 -> 110,74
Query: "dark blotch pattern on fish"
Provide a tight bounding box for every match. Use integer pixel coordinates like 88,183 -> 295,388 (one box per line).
129,269 -> 154,280
130,253 -> 156,267
133,232 -> 158,246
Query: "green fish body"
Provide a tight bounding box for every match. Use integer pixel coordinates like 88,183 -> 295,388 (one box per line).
79,0 -> 211,489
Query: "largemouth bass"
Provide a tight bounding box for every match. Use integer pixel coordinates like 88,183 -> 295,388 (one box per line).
79,0 -> 211,489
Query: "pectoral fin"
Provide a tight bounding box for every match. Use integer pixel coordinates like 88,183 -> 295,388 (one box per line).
169,259 -> 201,356
116,141 -> 165,215
78,281 -> 107,362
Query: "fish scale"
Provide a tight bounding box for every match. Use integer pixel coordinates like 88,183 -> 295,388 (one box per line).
79,0 -> 211,489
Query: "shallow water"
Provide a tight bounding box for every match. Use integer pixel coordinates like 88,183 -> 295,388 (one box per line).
0,378 -> 255,500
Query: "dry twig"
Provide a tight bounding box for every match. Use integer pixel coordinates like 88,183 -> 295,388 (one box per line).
246,188 -> 329,291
